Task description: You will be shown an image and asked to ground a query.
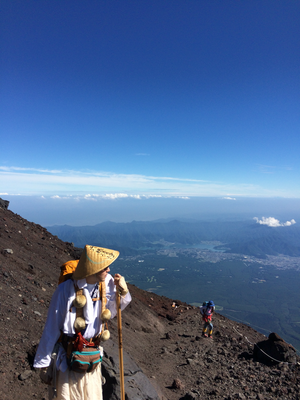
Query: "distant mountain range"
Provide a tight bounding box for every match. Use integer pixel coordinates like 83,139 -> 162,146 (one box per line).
47,219 -> 300,258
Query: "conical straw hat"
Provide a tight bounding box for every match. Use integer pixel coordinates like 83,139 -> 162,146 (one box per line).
73,245 -> 119,279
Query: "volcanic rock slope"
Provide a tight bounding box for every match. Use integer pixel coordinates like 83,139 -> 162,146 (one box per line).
0,203 -> 300,400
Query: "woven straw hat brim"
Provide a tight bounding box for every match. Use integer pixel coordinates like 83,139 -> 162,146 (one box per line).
73,245 -> 119,280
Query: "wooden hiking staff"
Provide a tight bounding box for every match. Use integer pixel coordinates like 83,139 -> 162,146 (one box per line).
116,291 -> 125,400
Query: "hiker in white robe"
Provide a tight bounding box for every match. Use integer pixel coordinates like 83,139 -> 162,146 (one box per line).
34,245 -> 131,400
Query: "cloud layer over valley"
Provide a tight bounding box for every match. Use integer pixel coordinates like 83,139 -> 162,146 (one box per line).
254,217 -> 296,227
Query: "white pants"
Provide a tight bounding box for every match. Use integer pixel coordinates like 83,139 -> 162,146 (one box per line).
49,366 -> 103,400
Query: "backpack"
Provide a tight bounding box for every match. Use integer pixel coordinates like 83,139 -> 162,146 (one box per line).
203,300 -> 215,307
58,260 -> 79,284
200,301 -> 215,317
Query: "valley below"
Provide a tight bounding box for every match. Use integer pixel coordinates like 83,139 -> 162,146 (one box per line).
47,219 -> 300,354
112,245 -> 300,354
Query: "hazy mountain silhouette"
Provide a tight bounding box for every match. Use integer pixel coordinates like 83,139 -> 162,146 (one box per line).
47,219 -> 300,257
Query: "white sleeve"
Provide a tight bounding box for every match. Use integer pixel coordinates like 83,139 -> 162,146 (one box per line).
33,282 -> 70,368
105,275 -> 132,319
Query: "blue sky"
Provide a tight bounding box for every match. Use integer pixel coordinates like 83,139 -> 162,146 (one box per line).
1,1 -> 300,225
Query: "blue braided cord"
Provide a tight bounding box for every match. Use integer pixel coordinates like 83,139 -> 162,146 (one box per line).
72,350 -> 101,356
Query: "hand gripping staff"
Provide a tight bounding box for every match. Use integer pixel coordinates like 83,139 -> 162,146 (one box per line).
116,290 -> 125,400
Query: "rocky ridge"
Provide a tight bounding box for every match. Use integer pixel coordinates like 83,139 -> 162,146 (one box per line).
0,200 -> 300,400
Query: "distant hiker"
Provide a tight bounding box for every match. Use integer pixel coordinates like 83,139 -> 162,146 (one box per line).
34,245 -> 131,400
200,300 -> 215,338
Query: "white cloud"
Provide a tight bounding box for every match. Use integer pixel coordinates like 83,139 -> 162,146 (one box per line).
143,195 -> 162,199
256,164 -> 294,174
223,197 -> 236,200
257,164 -> 276,174
84,194 -> 96,201
1,165 -> 299,198
41,193 -> 180,202
0,166 -> 62,174
99,194 -> 158,200
254,217 -> 296,227
285,219 -> 296,226
103,193 -> 129,199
